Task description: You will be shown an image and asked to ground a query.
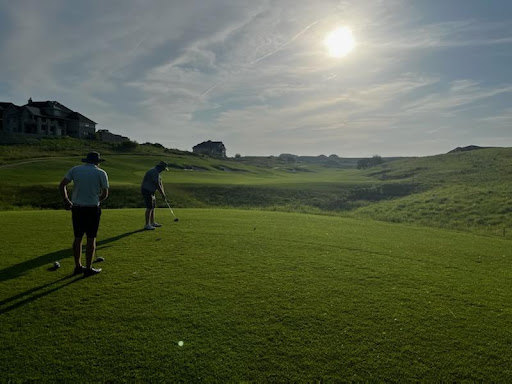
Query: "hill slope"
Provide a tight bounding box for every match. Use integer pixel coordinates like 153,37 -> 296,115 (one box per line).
353,147 -> 512,237
0,141 -> 511,237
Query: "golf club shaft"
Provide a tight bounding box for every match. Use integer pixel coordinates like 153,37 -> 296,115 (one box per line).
164,198 -> 177,219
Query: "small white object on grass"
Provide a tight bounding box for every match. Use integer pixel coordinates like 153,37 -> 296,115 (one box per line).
54,261 -> 61,268
178,341 -> 184,347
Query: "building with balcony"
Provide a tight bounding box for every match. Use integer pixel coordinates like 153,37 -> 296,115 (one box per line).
0,98 -> 96,139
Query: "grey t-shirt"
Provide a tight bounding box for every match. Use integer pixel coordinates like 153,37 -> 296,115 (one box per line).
64,164 -> 109,206
141,167 -> 161,193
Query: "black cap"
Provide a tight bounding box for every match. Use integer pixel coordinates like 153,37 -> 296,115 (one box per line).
156,161 -> 169,170
82,152 -> 105,164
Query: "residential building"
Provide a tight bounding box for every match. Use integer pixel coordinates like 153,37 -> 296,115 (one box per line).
193,140 -> 227,158
0,98 -> 96,139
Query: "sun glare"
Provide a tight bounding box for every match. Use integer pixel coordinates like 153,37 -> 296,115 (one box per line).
324,27 -> 355,58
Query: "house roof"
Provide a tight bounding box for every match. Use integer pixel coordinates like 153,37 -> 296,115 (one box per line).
0,103 -> 20,117
1,100 -> 97,124
68,112 -> 96,124
24,106 -> 43,116
0,102 -> 16,109
22,100 -> 96,123
194,140 -> 225,148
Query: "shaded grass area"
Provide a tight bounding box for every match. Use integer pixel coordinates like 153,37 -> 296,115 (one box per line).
0,182 -> 418,213
1,209 -> 511,381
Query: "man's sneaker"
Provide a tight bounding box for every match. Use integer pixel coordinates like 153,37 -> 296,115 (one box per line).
151,222 -> 163,227
144,224 -> 156,230
83,267 -> 102,277
73,266 -> 86,276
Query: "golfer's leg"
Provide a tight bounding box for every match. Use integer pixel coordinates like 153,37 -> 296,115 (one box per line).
85,237 -> 96,269
145,208 -> 152,226
150,209 -> 155,225
73,237 -> 83,268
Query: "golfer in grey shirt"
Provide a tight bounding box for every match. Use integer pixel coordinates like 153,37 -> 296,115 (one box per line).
59,152 -> 109,277
141,161 -> 168,230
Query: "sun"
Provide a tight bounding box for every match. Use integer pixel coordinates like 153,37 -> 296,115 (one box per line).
324,27 -> 355,58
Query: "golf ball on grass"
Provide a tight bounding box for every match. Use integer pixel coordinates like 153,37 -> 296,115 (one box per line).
178,341 -> 184,347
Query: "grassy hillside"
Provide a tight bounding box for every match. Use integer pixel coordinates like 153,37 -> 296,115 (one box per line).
0,140 -> 511,237
1,209 -> 511,381
0,147 -> 393,212
352,147 -> 512,237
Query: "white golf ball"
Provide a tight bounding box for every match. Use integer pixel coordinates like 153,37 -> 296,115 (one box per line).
178,341 -> 184,347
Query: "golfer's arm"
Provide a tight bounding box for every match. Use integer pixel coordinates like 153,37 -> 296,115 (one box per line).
99,188 -> 109,202
158,181 -> 165,197
59,178 -> 71,201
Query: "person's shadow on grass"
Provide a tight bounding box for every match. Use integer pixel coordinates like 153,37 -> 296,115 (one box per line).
0,229 -> 145,283
0,275 -> 83,314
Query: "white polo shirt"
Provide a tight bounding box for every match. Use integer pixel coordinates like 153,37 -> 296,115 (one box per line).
64,163 -> 109,206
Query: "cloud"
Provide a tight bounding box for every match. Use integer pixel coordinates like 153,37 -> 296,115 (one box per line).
1,0 -> 511,156
369,19 -> 512,50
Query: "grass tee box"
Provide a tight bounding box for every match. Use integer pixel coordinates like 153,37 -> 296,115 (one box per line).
1,209 -> 511,381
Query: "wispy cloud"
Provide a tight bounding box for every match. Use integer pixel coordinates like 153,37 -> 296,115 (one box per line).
0,0 -> 511,156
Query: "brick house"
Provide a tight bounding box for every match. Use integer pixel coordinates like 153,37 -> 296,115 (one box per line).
0,98 -> 96,139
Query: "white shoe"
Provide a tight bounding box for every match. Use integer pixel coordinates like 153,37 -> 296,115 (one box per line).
151,222 -> 162,227
144,224 -> 156,230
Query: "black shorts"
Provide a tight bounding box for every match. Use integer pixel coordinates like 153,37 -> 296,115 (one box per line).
141,188 -> 156,209
72,206 -> 102,238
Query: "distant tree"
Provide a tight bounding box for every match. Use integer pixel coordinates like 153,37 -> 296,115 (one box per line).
357,158 -> 369,169
116,140 -> 139,151
371,155 -> 384,165
235,153 -> 241,159
278,153 -> 298,163
357,155 -> 384,169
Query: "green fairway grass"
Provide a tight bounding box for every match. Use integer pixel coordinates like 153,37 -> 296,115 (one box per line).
1,209 -> 511,381
1,145 -> 511,237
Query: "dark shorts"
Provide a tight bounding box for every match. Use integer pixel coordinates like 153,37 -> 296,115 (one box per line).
72,206 -> 101,238
141,188 -> 156,209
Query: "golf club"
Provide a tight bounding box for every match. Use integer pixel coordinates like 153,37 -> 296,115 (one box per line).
164,198 -> 179,222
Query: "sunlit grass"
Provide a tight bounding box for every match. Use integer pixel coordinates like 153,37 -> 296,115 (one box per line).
1,209 -> 511,381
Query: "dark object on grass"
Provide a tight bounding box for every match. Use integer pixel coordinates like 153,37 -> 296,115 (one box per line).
73,266 -> 86,275
84,267 -> 102,277
48,261 -> 61,271
94,257 -> 105,263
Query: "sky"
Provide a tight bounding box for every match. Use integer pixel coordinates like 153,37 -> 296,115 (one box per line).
1,0 -> 511,157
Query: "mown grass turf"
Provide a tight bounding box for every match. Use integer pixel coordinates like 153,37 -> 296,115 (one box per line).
1,209 -> 511,381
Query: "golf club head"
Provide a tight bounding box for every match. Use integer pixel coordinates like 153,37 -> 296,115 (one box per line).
174,218 -> 179,222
